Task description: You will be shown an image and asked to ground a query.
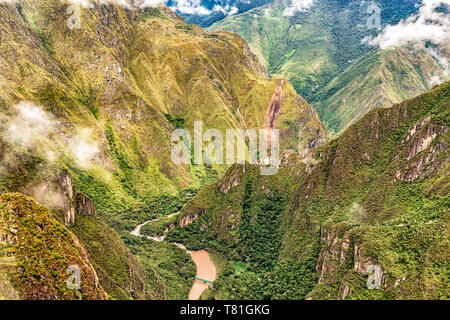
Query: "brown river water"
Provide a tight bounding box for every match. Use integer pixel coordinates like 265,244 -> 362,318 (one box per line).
131,219 -> 217,300
188,250 -> 217,300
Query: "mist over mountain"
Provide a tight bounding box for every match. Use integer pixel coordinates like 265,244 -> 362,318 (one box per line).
0,0 -> 448,302
169,0 -> 275,27
210,0 -> 449,133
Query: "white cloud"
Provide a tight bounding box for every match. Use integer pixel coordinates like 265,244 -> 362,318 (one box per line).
283,0 -> 315,17
367,0 -> 450,49
169,0 -> 211,15
213,4 -> 238,16
6,101 -> 56,147
68,128 -> 100,169
2,102 -> 100,170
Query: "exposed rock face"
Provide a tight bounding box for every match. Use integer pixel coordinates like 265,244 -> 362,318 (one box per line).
263,79 -> 284,148
60,175 -> 76,227
76,193 -> 98,217
178,210 -> 204,227
395,116 -> 448,182
316,226 -> 385,300
59,174 -> 98,226
219,172 -> 241,194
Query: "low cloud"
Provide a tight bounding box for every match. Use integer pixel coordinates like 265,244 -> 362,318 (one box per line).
6,101 -> 56,148
68,128 -> 101,169
169,0 -> 211,15
134,0 -> 164,8
366,0 -> 450,49
283,0 -> 315,17
1,101 -> 100,170
212,4 -> 238,16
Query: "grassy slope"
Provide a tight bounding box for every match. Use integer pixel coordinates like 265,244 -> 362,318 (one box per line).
209,0 -> 419,101
57,212 -> 158,300
312,45 -> 445,134
0,193 -> 107,300
0,1 -> 326,231
166,81 -> 449,300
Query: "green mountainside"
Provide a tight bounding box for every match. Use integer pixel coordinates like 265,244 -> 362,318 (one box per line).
312,45 -> 445,133
165,81 -> 449,300
0,0 -> 325,299
209,0 -> 420,100
209,0 -> 447,133
0,193 -> 107,300
0,0 -> 448,301
0,0 -> 326,230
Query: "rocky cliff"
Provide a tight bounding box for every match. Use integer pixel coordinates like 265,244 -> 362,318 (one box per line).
0,193 -> 107,299
164,81 -> 449,300
0,0 -> 326,232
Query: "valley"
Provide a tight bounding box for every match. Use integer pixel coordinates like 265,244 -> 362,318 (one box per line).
130,215 -> 217,300
0,0 -> 448,302
209,0 -> 449,134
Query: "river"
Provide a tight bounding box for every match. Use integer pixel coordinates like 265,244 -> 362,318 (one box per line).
131,218 -> 217,300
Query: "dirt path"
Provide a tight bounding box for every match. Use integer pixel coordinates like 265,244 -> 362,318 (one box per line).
131,218 -> 217,300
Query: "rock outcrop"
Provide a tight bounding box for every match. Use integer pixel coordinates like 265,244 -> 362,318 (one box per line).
0,193 -> 107,300
60,173 -> 98,227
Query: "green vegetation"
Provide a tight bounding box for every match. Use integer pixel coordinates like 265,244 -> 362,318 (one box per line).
210,0 -> 419,100
122,234 -> 196,300
285,82 -> 450,299
0,0 -> 448,301
166,82 -> 450,300
164,114 -> 186,129
209,0 -> 446,134
0,193 -> 106,299
57,211 -> 156,300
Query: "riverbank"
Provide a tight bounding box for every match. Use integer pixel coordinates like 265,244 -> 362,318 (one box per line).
131,219 -> 217,300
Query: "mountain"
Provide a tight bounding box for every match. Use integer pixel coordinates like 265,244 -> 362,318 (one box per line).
0,193 -> 107,300
312,45 -> 446,134
161,81 -> 449,299
209,0 -> 420,101
0,0 -> 448,301
0,0 -> 325,299
169,0 -> 275,27
208,0 -> 450,133
0,0 -> 326,231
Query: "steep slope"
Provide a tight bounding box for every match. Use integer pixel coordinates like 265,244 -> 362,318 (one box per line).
312,45 -> 445,134
0,0 -> 326,299
171,0 -> 275,27
0,193 -> 107,300
165,81 -> 449,300
209,0 -> 419,101
0,0 -> 326,231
